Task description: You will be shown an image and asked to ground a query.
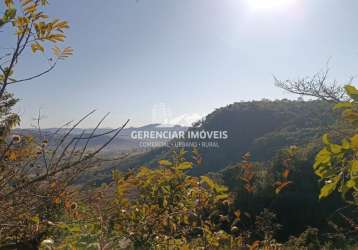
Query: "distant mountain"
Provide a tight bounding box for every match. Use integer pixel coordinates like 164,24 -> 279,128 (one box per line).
15,124 -> 188,153
17,100 -> 339,183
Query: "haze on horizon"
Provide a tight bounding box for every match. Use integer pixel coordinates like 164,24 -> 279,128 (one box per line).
7,0 -> 358,128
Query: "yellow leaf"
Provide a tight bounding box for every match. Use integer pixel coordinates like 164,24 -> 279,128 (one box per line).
52,46 -> 61,57
330,144 -> 342,154
31,42 -> 44,53
351,161 -> 358,177
21,0 -> 33,6
16,17 -> 29,27
319,176 -> 340,199
201,175 -> 215,189
180,244 -> 190,250
159,160 -> 172,166
31,215 -> 40,224
53,196 -> 61,204
282,169 -> 290,178
176,161 -> 192,171
275,181 -> 292,194
314,148 -> 331,169
7,151 -> 17,161
322,134 -> 330,145
351,134 -> 358,150
53,20 -> 69,30
47,33 -> 65,42
249,240 -> 260,250
342,139 -> 350,150
334,102 -> 352,110
23,3 -> 37,15
5,0 -> 14,7
345,85 -> 358,101
234,210 -> 241,219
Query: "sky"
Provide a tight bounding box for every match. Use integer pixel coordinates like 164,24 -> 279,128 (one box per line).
3,0 -> 358,128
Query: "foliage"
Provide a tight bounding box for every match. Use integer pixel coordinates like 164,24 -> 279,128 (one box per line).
0,0 -> 72,246
314,85 -> 358,204
284,227 -> 322,250
0,92 -> 20,137
55,150 -> 313,249
0,0 -> 73,99
0,1 -> 130,248
112,150 -> 233,248
55,151 -> 241,249
0,2 -> 357,248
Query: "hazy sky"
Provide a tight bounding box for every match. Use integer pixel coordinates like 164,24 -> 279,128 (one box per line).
6,0 -> 358,128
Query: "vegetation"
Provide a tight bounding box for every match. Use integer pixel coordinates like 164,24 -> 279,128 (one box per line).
113,99 -> 338,176
1,0 -> 358,249
0,1 -> 128,248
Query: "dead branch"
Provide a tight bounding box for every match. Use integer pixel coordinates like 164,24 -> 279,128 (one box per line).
274,68 -> 348,103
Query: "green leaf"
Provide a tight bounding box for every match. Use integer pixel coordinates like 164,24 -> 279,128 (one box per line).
215,194 -> 229,201
31,42 -> 45,53
3,67 -> 13,76
334,102 -> 353,110
343,178 -> 358,195
319,176 -> 340,199
330,144 -> 341,154
343,109 -> 358,123
314,166 -> 335,179
158,160 -> 172,166
346,179 -> 356,188
3,8 -> 16,22
340,181 -> 351,200
68,224 -> 81,233
31,215 -> 40,224
351,134 -> 358,150
314,148 -> 331,169
342,139 -> 350,150
350,161 -> 358,178
176,162 -> 193,171
215,184 -> 228,193
322,134 -> 330,145
201,176 -> 215,189
345,85 -> 358,101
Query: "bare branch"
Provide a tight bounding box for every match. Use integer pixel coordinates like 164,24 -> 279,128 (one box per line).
274,68 -> 348,103
4,119 -> 130,198
80,112 -> 110,160
7,62 -> 57,85
49,110 -> 96,165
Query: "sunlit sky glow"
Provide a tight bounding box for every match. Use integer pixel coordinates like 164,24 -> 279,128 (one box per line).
246,0 -> 297,12
3,0 -> 358,128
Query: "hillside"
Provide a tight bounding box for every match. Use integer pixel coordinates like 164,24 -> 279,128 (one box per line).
111,99 -> 338,175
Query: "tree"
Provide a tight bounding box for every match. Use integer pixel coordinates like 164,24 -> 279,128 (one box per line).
0,0 -> 74,139
274,68 -> 348,103
276,70 -> 358,242
276,70 -> 358,203
0,1 -> 129,247
313,85 -> 358,203
55,150 -> 260,249
0,0 -> 73,100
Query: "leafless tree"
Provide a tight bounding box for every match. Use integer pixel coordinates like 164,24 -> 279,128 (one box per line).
274,67 -> 349,103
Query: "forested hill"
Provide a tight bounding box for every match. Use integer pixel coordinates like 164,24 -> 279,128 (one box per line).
114,99 -> 338,175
